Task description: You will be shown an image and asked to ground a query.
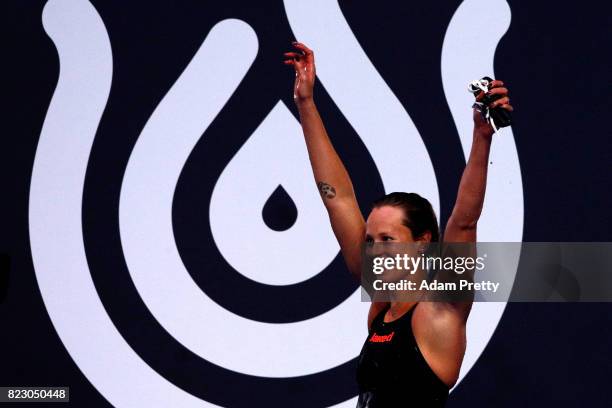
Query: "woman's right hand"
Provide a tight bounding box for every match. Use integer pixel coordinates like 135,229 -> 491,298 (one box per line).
284,42 -> 316,103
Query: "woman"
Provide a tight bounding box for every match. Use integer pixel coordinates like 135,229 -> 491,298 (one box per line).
284,42 -> 513,407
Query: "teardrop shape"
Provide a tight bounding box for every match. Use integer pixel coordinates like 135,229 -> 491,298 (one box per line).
262,184 -> 298,231
209,101 -> 339,286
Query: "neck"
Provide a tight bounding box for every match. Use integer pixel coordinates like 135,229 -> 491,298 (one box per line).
388,301 -> 415,314
386,266 -> 427,305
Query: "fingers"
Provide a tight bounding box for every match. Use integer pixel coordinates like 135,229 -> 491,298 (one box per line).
283,42 -> 315,74
292,41 -> 313,56
490,96 -> 510,108
487,86 -> 508,96
283,51 -> 305,70
283,52 -> 301,65
487,81 -> 512,110
283,42 -> 314,61
476,87 -> 510,108
477,86 -> 508,100
292,41 -> 315,65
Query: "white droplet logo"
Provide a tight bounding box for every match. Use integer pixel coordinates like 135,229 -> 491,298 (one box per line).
30,0 -> 522,407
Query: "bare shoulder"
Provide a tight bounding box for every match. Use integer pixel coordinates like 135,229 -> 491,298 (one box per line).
414,301 -> 473,328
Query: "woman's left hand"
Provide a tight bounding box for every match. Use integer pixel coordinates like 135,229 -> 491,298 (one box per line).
473,79 -> 513,136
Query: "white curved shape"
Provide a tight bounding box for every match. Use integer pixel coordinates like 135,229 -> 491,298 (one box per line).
329,397 -> 358,408
283,0 -> 440,215
442,0 -> 523,243
209,101 -> 340,285
119,17 -> 370,377
30,0 -> 213,406
441,0 -> 524,388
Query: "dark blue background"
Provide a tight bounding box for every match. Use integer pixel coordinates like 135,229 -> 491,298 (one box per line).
2,1 -> 611,407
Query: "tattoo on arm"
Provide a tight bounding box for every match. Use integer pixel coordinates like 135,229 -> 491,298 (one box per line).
317,181 -> 336,199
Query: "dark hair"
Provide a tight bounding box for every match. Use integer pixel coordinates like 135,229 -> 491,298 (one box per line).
371,192 -> 439,242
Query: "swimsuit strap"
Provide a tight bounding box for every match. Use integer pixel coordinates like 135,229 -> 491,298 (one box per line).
376,303 -> 418,328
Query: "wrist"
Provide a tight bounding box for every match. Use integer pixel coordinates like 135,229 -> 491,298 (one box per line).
295,96 -> 315,109
473,126 -> 494,141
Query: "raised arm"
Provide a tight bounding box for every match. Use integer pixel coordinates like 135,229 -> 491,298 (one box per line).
443,80 -> 513,243
284,42 -> 365,280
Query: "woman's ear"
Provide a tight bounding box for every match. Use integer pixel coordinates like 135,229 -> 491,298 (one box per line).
416,231 -> 432,255
416,231 -> 432,244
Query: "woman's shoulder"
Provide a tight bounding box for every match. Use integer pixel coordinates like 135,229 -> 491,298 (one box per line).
416,300 -> 472,323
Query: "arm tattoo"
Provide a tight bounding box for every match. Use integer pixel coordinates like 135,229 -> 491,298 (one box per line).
317,181 -> 336,199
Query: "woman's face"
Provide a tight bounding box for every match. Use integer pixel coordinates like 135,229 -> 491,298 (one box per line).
365,205 -> 414,244
365,206 -> 418,285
